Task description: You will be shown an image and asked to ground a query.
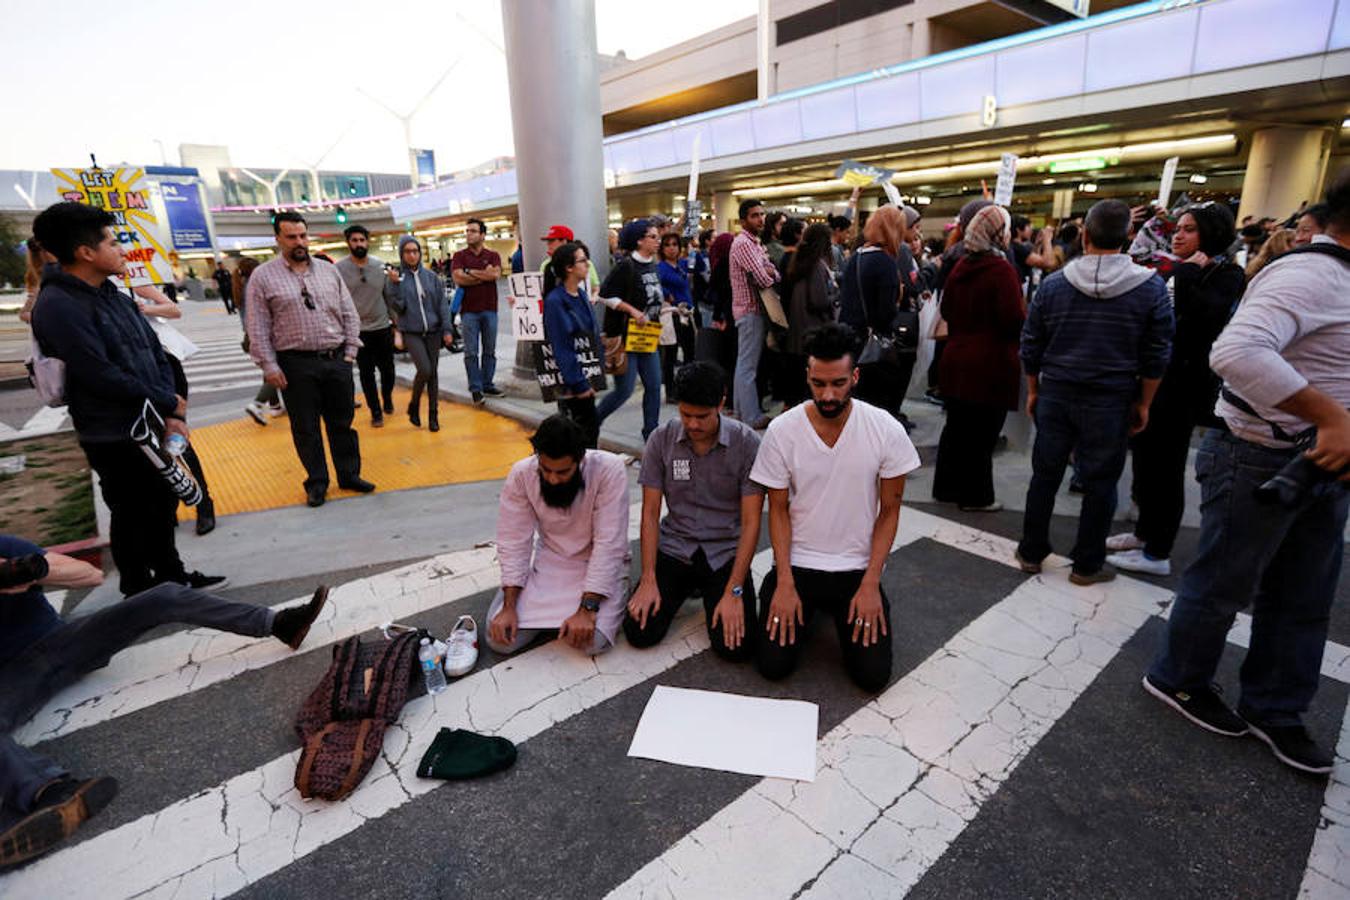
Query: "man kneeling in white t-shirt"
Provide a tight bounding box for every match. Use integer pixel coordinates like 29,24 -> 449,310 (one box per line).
749,323 -> 922,691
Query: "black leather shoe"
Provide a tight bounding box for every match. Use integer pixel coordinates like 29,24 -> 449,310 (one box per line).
339,477 -> 376,493
408,402 -> 421,428
306,485 -> 327,507
195,499 -> 216,536
428,414 -> 440,433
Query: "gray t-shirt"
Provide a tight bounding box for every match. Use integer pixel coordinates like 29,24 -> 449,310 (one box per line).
335,255 -> 391,332
1211,236 -> 1350,448
638,415 -> 763,570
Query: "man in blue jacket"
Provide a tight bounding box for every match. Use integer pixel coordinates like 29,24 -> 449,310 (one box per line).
30,202 -> 225,596
1016,199 -> 1174,585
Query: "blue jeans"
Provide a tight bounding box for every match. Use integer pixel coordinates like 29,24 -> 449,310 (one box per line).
733,312 -> 765,421
1149,429 -> 1350,725
1017,383 -> 1132,574
596,349 -> 661,440
461,310 -> 497,393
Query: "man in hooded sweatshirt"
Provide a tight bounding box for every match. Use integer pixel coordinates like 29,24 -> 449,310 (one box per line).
385,235 -> 454,431
1016,199 -> 1175,585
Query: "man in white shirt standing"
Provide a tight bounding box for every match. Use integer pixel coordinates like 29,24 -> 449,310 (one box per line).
750,323 -> 922,691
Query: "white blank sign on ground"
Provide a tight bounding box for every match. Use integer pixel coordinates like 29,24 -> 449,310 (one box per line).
627,686 -> 819,782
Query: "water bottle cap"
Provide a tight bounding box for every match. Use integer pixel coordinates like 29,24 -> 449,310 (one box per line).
420,637 -> 430,645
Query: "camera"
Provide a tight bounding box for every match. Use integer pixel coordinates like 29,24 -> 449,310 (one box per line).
1255,433 -> 1350,507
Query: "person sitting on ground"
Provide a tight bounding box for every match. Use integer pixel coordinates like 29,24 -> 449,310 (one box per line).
750,323 -> 921,691
0,534 -> 329,868
487,415 -> 630,657
624,361 -> 763,660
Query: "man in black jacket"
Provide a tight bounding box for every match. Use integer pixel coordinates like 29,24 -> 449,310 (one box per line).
30,202 -> 225,596
212,259 -> 234,314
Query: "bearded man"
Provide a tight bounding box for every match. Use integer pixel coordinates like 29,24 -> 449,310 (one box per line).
486,416 -> 631,656
749,323 -> 921,691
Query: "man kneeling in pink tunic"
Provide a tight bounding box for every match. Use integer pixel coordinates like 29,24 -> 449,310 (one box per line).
487,415 -> 631,656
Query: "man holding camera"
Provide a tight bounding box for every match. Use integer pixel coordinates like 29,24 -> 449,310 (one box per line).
1144,171 -> 1350,775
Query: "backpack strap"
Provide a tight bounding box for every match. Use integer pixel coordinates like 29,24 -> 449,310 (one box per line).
1282,241 -> 1350,265
1220,387 -> 1315,445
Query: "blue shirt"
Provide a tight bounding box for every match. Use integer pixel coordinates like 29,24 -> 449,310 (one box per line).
0,535 -> 60,668
658,259 -> 692,307
543,284 -> 599,394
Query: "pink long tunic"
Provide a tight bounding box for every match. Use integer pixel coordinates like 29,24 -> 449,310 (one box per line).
496,450 -> 631,641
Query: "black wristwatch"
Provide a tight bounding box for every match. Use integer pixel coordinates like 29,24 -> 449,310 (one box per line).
579,597 -> 601,613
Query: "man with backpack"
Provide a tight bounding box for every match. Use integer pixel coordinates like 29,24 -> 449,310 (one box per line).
0,533 -> 329,868
1144,171 -> 1350,775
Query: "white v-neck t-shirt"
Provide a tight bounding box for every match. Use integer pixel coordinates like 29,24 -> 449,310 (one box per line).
750,399 -> 921,571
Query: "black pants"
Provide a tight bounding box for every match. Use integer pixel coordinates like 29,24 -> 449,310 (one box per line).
276,353 -> 362,491
857,356 -> 916,421
778,352 -> 809,408
557,395 -> 599,449
1129,397 -> 1195,559
403,332 -> 443,420
933,398 -> 1007,507
81,440 -> 185,596
927,338 -> 946,391
623,549 -> 757,661
755,566 -> 892,692
356,326 -> 396,418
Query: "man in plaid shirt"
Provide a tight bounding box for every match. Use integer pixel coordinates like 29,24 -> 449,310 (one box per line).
729,198 -> 780,428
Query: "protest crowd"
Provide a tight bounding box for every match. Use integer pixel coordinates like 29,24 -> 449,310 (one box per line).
4,159 -> 1349,870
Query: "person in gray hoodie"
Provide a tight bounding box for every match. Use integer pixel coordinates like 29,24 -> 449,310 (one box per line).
385,235 -> 454,432
1016,199 -> 1175,585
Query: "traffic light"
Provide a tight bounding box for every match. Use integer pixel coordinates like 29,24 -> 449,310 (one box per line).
347,180 -> 358,196
335,206 -> 347,224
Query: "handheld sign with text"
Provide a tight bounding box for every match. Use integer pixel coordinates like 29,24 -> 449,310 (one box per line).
1157,156 -> 1180,207
835,159 -> 895,188
509,272 -> 545,341
994,153 -> 1019,206
533,335 -> 606,402
52,166 -> 174,287
624,320 -> 663,353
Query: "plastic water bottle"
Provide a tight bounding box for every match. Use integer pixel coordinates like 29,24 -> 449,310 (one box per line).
418,638 -> 447,695
165,433 -> 187,457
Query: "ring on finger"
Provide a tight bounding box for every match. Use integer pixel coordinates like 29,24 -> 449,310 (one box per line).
773,616 -> 780,624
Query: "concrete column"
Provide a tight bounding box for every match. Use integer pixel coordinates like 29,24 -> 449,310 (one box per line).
1238,127 -> 1332,222
502,0 -> 610,378
712,191 -> 738,233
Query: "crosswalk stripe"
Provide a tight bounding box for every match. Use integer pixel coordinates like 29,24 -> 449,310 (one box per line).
19,406 -> 67,433
1299,696 -> 1350,897
607,561 -> 1169,899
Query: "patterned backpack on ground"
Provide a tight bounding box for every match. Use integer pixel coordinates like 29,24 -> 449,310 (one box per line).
293,630 -> 423,801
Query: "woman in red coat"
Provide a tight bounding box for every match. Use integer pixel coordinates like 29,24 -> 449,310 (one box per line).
932,205 -> 1026,511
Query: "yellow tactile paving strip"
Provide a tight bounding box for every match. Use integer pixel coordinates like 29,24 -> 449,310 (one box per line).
181,386 -> 531,518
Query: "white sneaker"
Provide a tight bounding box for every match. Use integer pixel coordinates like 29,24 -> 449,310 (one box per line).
244,401 -> 269,426
1106,548 -> 1171,576
443,615 -> 479,677
266,403 -> 286,418
1105,532 -> 1146,552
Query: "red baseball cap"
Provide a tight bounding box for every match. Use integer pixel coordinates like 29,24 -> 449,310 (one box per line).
540,225 -> 574,241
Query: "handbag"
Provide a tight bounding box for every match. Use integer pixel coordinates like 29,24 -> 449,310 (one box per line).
25,336 -> 65,407
603,334 -> 628,376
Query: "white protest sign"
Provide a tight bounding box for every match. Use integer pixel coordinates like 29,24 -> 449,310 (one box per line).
1157,156 -> 1180,207
509,272 -> 545,341
994,153 -> 1019,206
882,181 -> 902,207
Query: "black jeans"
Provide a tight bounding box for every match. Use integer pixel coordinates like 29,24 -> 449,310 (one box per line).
0,582 -> 272,817
1018,384 -> 1132,575
276,352 -> 362,491
624,549 -> 757,661
755,566 -> 893,692
857,356 -> 916,421
933,398 -> 1007,507
81,440 -> 185,595
557,395 -> 600,449
356,326 -> 396,418
1128,396 -> 1195,559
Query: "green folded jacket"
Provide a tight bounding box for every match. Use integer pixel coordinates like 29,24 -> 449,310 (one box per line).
416,728 -> 517,780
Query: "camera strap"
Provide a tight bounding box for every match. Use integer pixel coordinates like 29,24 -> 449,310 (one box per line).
1220,387 -> 1315,446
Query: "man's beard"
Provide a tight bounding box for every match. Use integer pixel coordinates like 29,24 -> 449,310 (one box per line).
288,246 -> 310,263
814,390 -> 852,419
539,469 -> 585,509
351,246 -> 368,259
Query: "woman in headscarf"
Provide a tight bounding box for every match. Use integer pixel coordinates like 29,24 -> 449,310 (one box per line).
932,204 -> 1026,511
1107,202 -> 1244,576
780,222 -> 837,407
384,235 -> 454,432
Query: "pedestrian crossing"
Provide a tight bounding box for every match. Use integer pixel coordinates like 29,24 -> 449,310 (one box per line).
3,507 -> 1348,898
179,337 -> 267,397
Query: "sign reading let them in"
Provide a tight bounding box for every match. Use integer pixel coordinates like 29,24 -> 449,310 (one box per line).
52,167 -> 174,287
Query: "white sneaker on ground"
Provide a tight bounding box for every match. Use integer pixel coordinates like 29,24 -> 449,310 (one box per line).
266,403 -> 286,418
1105,532 -> 1146,552
1106,548 -> 1171,576
244,401 -> 268,426
443,615 -> 479,677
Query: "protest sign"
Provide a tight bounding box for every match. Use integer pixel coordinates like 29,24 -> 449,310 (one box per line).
835,159 -> 895,188
533,334 -> 606,402
624,320 -> 663,353
1157,156 -> 1180,207
52,166 -> 174,286
509,272 -> 545,341
994,153 -> 1019,206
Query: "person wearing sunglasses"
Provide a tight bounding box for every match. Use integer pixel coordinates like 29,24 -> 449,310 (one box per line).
335,225 -> 396,428
245,211 -> 375,508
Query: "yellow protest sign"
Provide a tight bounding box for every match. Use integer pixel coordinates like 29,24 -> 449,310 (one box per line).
52,167 -> 175,286
624,320 -> 662,353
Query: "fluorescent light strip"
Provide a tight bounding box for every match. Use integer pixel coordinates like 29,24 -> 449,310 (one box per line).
733,134 -> 1236,199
